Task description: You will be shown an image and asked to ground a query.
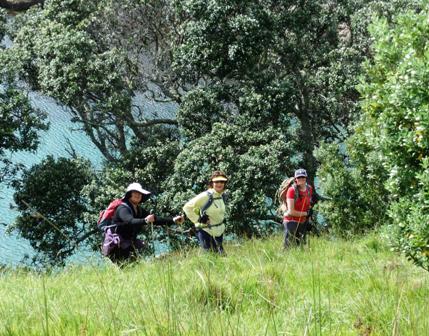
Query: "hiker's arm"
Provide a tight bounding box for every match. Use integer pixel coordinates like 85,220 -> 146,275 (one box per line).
153,216 -> 175,226
286,198 -> 308,218
183,192 -> 209,225
116,206 -> 146,225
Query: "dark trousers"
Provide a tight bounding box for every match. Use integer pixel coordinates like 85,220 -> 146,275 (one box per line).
283,220 -> 309,248
196,229 -> 224,254
108,239 -> 145,263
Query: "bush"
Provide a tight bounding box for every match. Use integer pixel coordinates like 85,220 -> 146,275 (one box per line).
344,8 -> 429,270
11,156 -> 94,265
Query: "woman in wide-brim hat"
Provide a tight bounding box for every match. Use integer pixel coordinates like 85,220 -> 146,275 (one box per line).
104,182 -> 184,262
183,171 -> 228,254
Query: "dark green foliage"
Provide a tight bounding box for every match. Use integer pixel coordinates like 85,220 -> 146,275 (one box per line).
0,9 -> 49,182
0,8 -> 5,41
356,8 -> 429,271
0,86 -> 48,154
316,3 -> 429,271
82,128 -> 181,254
2,0 -> 178,161
172,0 -> 387,182
11,156 -> 94,266
173,0 -> 275,81
177,87 -> 229,141
315,142 -> 389,236
0,86 -> 48,182
3,0 -> 182,164
161,123 -> 295,237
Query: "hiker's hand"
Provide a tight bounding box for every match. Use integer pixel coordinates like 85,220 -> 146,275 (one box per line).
173,215 -> 185,225
199,213 -> 209,224
196,218 -> 210,228
145,214 -> 155,223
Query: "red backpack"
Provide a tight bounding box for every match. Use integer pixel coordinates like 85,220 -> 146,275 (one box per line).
97,199 -> 128,231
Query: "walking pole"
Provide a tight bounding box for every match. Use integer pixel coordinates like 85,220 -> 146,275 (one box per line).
150,209 -> 155,257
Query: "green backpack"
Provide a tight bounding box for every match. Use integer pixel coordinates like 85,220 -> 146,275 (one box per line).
276,177 -> 311,216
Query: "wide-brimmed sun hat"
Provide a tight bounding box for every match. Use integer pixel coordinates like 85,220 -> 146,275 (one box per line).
125,183 -> 151,203
126,183 -> 151,195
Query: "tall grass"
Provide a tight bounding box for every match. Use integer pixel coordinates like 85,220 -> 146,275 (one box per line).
0,234 -> 428,335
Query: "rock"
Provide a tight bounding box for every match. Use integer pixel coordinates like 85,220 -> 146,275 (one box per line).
0,0 -> 43,11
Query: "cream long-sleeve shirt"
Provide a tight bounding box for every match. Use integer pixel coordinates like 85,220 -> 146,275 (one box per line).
183,188 -> 226,237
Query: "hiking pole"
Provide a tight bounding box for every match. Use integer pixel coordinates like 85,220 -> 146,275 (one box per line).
150,209 -> 155,257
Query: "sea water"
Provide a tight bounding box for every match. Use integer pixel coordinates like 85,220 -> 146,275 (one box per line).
0,90 -> 177,266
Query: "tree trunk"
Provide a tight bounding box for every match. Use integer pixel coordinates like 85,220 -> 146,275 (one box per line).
0,0 -> 43,10
298,113 -> 318,185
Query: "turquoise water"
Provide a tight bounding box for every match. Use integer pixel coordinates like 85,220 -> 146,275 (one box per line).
0,16 -> 180,266
0,90 -> 177,266
0,93 -> 104,265
0,27 -> 106,265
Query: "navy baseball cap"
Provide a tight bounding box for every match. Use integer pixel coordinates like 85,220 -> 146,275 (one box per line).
294,169 -> 307,178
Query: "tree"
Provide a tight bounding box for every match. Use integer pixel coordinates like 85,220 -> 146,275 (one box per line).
0,87 -> 49,182
161,123 -> 296,237
173,0 -> 422,179
314,140 -> 390,236
355,7 -> 429,271
0,8 -> 5,40
10,156 -> 94,265
172,0 -> 342,180
0,9 -> 49,183
315,3 -> 429,271
3,0 -> 178,161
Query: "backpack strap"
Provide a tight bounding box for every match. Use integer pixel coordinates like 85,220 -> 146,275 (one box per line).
199,190 -> 227,228
103,202 -> 132,230
200,190 -> 215,217
293,184 -> 299,203
221,191 -> 228,204
198,222 -> 225,229
294,183 -> 312,200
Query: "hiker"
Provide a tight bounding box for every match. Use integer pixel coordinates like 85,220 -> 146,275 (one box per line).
183,171 -> 228,254
102,182 -> 184,262
281,168 -> 313,248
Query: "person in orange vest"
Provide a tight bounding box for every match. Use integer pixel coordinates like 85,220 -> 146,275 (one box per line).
281,169 -> 313,248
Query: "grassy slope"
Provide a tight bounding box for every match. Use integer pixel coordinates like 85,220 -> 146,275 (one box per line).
0,234 -> 428,335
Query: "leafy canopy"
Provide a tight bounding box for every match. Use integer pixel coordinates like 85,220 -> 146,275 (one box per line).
357,7 -> 429,270
316,2 -> 429,271
6,0 -> 425,264
11,156 -> 94,266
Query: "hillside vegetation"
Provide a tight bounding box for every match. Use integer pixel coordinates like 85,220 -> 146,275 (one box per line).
0,234 -> 427,335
